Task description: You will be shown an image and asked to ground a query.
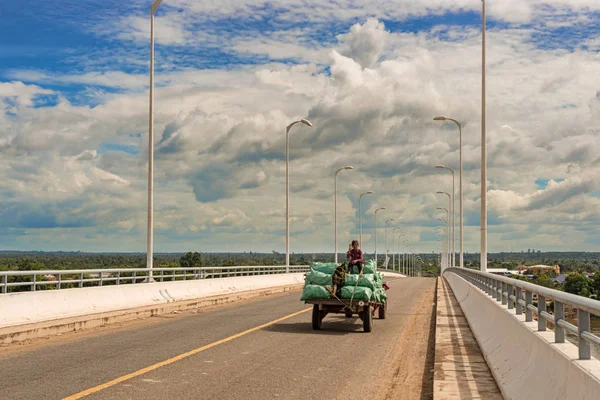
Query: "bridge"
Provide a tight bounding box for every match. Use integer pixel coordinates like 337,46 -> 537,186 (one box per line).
1,266 -> 599,399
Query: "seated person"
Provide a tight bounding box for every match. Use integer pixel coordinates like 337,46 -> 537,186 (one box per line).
346,240 -> 364,274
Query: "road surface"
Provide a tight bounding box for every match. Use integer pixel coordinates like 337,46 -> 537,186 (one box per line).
0,277 -> 436,400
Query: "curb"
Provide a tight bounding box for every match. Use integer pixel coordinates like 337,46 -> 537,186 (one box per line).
0,284 -> 303,345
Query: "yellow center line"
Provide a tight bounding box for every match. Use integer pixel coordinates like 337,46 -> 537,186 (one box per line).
63,307 -> 311,400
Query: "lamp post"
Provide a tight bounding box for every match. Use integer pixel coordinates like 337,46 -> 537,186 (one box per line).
436,191 -> 453,267
147,0 -> 165,280
437,227 -> 448,271
392,227 -> 401,271
397,234 -> 406,273
374,207 -> 386,266
436,165 -> 456,267
433,117 -> 463,268
334,166 -> 354,263
285,119 -> 313,273
384,218 -> 396,268
359,191 -> 374,252
481,0 -> 488,273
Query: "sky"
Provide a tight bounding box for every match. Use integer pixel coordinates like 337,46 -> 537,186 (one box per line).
1,1 -> 600,254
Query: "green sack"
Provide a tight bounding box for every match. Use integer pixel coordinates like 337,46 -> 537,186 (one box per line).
373,288 -> 388,303
309,262 -> 338,275
340,286 -> 373,301
301,284 -> 331,301
363,259 -> 377,274
343,274 -> 376,290
305,269 -> 333,286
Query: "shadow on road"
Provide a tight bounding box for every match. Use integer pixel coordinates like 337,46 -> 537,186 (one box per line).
265,317 -> 365,335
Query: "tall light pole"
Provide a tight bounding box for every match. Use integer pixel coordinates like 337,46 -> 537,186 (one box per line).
392,227 -> 401,271
285,119 -> 313,273
147,0 -> 164,280
481,0 -> 488,273
436,165 -> 456,268
359,191 -> 374,252
397,234 -> 406,273
334,166 -> 354,263
436,191 -> 453,267
374,207 -> 386,266
437,212 -> 449,259
437,228 -> 447,271
384,218 -> 396,268
433,117 -> 463,268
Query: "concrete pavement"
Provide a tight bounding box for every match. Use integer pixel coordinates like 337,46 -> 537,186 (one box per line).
0,277 -> 436,400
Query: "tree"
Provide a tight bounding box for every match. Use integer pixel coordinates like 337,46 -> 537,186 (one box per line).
591,273 -> 600,297
179,252 -> 202,269
534,274 -> 555,289
564,273 -> 592,297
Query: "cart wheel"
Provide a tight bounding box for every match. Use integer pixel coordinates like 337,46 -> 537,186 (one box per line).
345,311 -> 353,318
312,305 -> 322,330
363,306 -> 373,332
378,302 -> 387,319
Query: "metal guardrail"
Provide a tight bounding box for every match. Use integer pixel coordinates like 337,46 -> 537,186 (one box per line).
0,265 -> 310,294
445,267 -> 600,360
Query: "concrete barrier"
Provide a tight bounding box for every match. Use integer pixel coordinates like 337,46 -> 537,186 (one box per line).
0,273 -> 305,329
444,271 -> 600,400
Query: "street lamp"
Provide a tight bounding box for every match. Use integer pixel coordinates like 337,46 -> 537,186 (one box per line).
334,166 -> 354,263
397,234 -> 406,274
433,117 -> 463,268
437,211 -> 449,262
392,227 -> 401,271
147,0 -> 165,280
384,218 -> 396,268
359,191 -> 374,252
436,191 -> 452,267
285,119 -> 313,273
374,207 -> 386,266
436,166 -> 456,268
481,0 -> 488,273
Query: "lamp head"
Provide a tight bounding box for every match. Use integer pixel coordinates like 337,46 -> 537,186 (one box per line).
344,166 -> 354,170
435,165 -> 445,169
433,116 -> 447,121
300,119 -> 313,127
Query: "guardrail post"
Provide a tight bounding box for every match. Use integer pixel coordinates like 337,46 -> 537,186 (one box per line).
538,295 -> 546,331
79,273 -> 84,288
32,274 -> 36,292
487,277 -> 493,296
507,284 -> 514,309
501,282 -> 507,305
578,310 -> 591,360
57,273 -> 62,290
495,280 -> 502,302
516,287 -> 523,314
160,270 -> 164,282
116,271 -> 121,285
525,291 -> 533,322
554,301 -> 565,343
133,271 -> 137,283
1,274 -> 6,294
99,272 -> 103,287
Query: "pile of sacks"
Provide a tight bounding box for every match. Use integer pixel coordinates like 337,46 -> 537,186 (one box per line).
300,259 -> 387,303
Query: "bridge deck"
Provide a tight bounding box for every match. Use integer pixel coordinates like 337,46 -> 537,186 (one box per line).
434,278 -> 503,399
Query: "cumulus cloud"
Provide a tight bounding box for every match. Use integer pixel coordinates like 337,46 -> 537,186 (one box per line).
2,2 -> 600,252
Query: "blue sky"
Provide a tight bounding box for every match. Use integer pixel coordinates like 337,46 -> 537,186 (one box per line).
1,1 -> 600,253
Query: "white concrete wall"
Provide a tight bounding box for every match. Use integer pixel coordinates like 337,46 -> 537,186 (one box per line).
0,273 -> 305,328
444,271 -> 600,400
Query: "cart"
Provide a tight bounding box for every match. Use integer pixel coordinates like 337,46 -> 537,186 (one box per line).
305,298 -> 387,332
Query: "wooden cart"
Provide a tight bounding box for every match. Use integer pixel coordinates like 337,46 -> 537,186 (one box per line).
305,298 -> 387,332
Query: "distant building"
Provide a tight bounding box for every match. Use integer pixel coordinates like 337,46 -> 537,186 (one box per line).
487,268 -> 519,276
516,265 -> 560,275
552,274 -> 566,284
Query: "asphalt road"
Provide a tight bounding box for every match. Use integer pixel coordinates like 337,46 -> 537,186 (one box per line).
0,277 -> 436,400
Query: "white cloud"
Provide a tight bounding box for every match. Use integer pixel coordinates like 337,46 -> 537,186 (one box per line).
2,3 -> 600,252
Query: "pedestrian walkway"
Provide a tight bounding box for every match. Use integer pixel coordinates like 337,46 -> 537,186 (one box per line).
434,277 -> 503,399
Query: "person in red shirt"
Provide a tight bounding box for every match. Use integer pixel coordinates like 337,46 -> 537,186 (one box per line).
346,240 -> 364,274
